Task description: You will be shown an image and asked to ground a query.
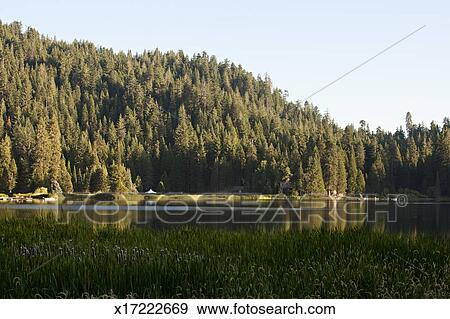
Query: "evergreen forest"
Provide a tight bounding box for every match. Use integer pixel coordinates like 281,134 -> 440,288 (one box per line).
0,21 -> 449,196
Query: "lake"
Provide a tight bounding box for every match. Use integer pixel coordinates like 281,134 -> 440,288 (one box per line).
1,198 -> 450,235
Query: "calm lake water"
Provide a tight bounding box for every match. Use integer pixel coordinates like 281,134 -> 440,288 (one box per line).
1,199 -> 450,235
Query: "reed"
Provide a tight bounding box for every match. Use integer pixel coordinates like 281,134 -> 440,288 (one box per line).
0,217 -> 449,298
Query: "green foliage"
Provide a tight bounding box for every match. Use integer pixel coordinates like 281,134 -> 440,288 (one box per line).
347,147 -> 358,193
0,135 -> 16,192
89,165 -> 109,193
356,170 -> 366,193
109,162 -> 134,193
34,187 -> 48,194
368,153 -> 386,193
0,21 -> 448,195
1,218 -> 450,298
304,146 -> 325,194
337,149 -> 347,194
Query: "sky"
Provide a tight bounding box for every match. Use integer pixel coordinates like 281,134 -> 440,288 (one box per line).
1,0 -> 449,132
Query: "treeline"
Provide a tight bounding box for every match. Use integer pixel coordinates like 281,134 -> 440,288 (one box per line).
0,21 -> 449,196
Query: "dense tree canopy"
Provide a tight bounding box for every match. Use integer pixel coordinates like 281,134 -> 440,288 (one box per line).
0,21 -> 449,196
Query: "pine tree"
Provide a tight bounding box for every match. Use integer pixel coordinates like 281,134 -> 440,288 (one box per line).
368,154 -> 386,194
158,171 -> 169,193
406,112 -> 413,136
174,105 -> 198,191
296,160 -> 304,194
31,117 -> 50,188
437,129 -> 450,195
337,149 -> 347,194
8,158 -> 18,192
323,140 -> 339,194
0,135 -> 17,192
71,165 -> 78,191
387,140 -> 403,190
355,141 -> 365,171
134,176 -> 142,192
75,168 -> 85,192
0,100 -> 5,138
347,147 -> 358,193
89,165 -> 109,192
59,158 -> 73,192
304,146 -> 325,194
255,160 -> 272,193
109,162 -> 133,193
405,137 -> 419,188
356,170 -> 366,193
406,137 -> 419,168
48,114 -> 62,183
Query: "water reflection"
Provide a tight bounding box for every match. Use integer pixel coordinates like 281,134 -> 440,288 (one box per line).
1,199 -> 450,235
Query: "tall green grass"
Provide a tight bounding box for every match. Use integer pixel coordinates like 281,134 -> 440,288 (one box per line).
0,217 -> 449,298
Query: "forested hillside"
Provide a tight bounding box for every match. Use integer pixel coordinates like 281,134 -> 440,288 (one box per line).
0,21 -> 449,196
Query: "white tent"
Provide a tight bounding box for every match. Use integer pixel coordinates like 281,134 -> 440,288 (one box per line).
145,189 -> 157,194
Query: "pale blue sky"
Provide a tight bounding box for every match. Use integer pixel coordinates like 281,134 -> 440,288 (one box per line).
1,0 -> 449,131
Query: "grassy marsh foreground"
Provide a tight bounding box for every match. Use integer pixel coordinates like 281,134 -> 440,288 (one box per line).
0,218 -> 449,298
